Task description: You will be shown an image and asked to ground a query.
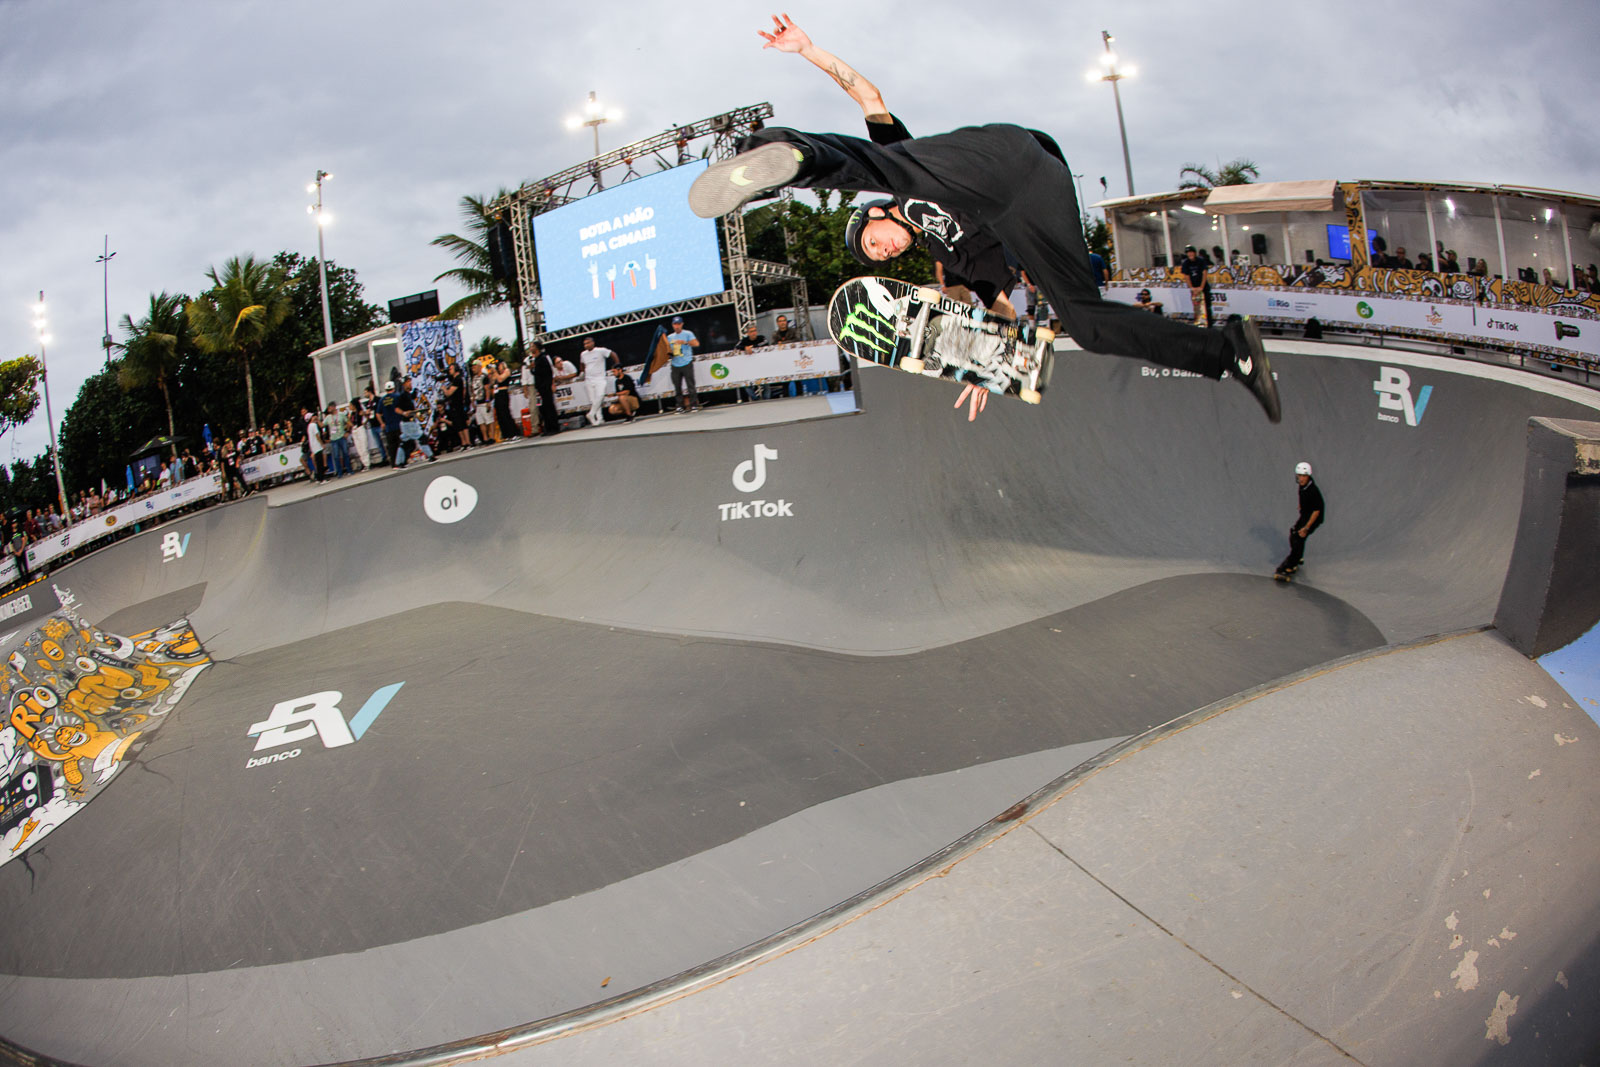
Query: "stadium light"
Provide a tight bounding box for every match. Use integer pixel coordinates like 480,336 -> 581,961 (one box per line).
31,293 -> 70,519
568,90 -> 621,158
95,235 -> 116,362
1089,30 -> 1137,197
307,170 -> 334,348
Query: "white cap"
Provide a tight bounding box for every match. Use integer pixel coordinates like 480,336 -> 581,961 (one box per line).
1294,461 -> 1312,476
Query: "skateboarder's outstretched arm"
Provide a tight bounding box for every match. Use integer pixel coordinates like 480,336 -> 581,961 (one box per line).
758,14 -> 896,129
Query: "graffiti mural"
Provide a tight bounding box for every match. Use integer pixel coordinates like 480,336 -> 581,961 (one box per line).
0,613 -> 210,865
399,320 -> 464,423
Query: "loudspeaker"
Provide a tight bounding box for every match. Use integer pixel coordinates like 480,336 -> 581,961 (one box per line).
487,220 -> 517,283
1251,233 -> 1269,256
389,290 -> 441,324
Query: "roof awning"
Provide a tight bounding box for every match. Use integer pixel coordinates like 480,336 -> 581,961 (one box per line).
1202,180 -> 1338,215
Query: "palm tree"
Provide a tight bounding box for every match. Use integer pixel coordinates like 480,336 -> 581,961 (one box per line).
468,335 -> 509,368
186,255 -> 290,430
117,292 -> 188,457
1177,159 -> 1262,189
432,191 -> 525,356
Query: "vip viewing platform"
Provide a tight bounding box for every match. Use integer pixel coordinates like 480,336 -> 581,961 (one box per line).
1096,178 -> 1600,378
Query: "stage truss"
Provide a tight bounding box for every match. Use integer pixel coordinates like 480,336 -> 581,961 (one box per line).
489,103 -> 811,345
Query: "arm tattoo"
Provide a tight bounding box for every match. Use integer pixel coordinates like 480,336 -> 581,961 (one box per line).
827,62 -> 858,91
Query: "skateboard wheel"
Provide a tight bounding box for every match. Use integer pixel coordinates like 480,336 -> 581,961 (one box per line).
1036,328 -> 1056,344
915,287 -> 940,304
1019,388 -> 1042,405
901,357 -> 925,374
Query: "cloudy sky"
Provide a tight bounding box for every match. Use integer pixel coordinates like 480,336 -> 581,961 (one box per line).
4,0 -> 1596,462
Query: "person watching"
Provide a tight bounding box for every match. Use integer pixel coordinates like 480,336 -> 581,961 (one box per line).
606,365 -> 641,422
735,323 -> 767,352
666,315 -> 700,413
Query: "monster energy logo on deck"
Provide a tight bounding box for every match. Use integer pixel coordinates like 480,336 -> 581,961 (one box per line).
839,301 -> 895,356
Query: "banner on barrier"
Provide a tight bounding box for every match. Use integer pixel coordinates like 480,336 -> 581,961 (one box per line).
552,342 -> 843,414
1104,285 -> 1599,359
241,446 -> 303,484
27,475 -> 224,569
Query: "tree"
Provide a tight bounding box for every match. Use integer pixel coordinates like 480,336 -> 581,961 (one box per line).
1178,159 -> 1262,189
116,292 -> 190,457
1083,216 -> 1111,262
247,252 -> 386,427
59,364 -> 165,495
185,255 -> 291,429
468,335 -> 509,369
432,191 -> 524,355
0,356 -> 41,442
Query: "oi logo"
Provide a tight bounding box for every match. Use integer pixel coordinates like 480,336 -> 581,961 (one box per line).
710,363 -> 730,380
1356,301 -> 1375,319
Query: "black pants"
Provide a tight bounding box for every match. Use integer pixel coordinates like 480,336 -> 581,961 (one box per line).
536,386 -> 559,434
748,124 -> 1231,378
1278,526 -> 1314,572
493,389 -> 518,439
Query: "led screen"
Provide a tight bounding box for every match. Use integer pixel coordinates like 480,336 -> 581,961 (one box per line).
532,160 -> 724,332
1326,224 -> 1378,260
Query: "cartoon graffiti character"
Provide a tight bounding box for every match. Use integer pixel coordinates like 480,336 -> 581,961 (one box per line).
29,715 -> 139,796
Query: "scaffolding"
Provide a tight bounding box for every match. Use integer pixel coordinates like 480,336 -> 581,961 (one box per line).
490,104 -> 810,345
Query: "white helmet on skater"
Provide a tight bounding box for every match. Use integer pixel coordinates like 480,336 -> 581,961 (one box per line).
1294,461 -> 1312,476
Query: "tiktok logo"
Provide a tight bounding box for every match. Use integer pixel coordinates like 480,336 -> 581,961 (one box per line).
732,444 -> 778,493
721,444 -> 792,523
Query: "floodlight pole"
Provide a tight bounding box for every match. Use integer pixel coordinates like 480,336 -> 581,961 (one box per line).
1099,31 -> 1136,196
310,170 -> 334,347
32,292 -> 69,519
96,235 -> 116,363
572,91 -> 617,191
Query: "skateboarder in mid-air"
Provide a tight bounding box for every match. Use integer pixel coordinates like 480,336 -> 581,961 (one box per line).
694,14 -> 1281,424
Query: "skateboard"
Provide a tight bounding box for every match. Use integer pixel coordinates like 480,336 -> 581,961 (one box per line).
827,276 -> 1054,404
1273,567 -> 1298,583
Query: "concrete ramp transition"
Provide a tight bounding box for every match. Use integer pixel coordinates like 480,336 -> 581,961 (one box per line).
0,341 -> 1596,1066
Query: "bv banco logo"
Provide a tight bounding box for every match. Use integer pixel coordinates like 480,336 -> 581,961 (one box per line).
1372,366 -> 1432,427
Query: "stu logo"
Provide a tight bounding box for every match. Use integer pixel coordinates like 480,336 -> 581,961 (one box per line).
245,683 -> 404,766
1372,366 -> 1433,427
160,532 -> 190,562
733,444 -> 778,493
